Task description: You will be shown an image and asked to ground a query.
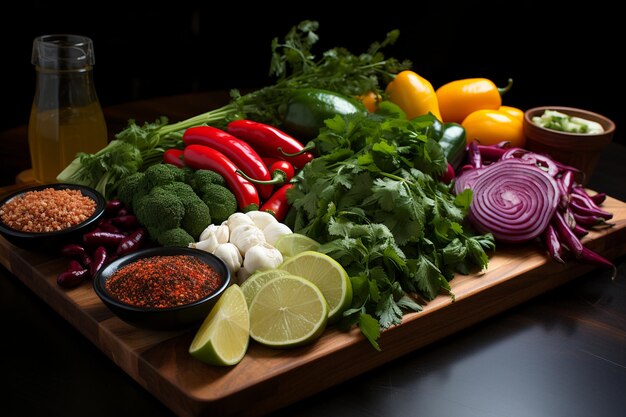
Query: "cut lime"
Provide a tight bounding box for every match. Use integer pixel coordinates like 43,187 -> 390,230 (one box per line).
274,233 -> 321,258
279,251 -> 352,323
240,268 -> 290,307
249,274 -> 329,348
188,284 -> 250,366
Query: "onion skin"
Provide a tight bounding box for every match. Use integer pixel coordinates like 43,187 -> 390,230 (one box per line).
466,159 -> 559,243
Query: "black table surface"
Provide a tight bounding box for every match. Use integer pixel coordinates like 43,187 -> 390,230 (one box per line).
1,94 -> 625,417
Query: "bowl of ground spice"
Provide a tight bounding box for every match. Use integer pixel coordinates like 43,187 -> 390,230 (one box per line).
93,246 -> 231,330
0,183 -> 106,251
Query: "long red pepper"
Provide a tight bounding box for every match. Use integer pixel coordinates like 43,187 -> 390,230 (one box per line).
183,125 -> 274,199
226,119 -> 314,169
182,144 -> 260,212
260,183 -> 294,222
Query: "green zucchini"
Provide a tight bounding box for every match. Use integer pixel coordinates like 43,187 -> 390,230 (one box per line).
278,88 -> 367,141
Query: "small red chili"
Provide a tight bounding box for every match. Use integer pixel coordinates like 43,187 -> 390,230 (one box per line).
182,144 -> 260,212
259,183 -> 294,222
236,160 -> 295,188
226,119 -> 314,169
105,255 -> 223,308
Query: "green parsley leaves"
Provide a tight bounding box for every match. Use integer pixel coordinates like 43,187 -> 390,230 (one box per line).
285,111 -> 495,348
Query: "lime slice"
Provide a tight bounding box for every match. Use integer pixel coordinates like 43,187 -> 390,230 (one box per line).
240,268 -> 291,307
188,284 -> 250,366
279,251 -> 352,323
249,274 -> 328,348
274,233 -> 321,258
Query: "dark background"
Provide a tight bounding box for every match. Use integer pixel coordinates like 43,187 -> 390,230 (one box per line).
3,1 -> 624,153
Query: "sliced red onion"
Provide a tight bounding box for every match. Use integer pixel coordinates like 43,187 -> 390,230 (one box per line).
453,165 -> 486,195
501,148 -> 559,176
466,159 -> 560,243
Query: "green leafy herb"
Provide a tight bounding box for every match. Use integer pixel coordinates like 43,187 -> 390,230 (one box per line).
58,20 -> 410,198
284,111 -> 495,348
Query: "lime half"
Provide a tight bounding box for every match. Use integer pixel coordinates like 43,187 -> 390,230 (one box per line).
274,233 -> 321,258
249,274 -> 329,348
279,251 -> 352,323
240,268 -> 290,307
189,284 -> 250,366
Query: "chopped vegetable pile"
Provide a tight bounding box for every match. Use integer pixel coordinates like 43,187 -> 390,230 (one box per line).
532,109 -> 604,134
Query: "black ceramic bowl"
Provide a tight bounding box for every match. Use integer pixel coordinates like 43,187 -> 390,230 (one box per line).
0,183 -> 106,251
93,246 -> 231,330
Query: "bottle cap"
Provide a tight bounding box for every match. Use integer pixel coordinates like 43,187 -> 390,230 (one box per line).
32,34 -> 95,69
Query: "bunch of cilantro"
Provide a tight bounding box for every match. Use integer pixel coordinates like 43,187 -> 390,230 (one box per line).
284,108 -> 496,350
57,20 -> 410,199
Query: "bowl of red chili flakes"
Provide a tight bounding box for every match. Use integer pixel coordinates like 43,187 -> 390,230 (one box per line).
0,183 -> 106,251
93,246 -> 231,330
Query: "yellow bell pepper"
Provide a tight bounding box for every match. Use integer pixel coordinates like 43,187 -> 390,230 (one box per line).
385,70 -> 441,120
498,105 -> 524,122
357,91 -> 382,113
436,78 -> 513,124
462,108 -> 526,148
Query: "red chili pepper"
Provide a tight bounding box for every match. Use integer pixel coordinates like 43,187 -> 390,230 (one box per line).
260,183 -> 294,222
116,227 -> 147,256
182,144 -> 260,212
183,125 -> 273,199
261,156 -> 281,168
163,148 -> 186,168
227,119 -> 314,169
236,160 -> 295,187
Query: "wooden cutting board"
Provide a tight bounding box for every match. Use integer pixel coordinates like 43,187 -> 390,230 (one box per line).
1,194 -> 625,417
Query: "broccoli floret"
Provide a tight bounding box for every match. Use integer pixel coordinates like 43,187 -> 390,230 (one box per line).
199,183 -> 238,224
191,169 -> 226,190
157,228 -> 195,247
115,171 -> 148,210
143,163 -> 185,189
134,187 -> 185,236
181,166 -> 196,186
160,182 -> 212,240
128,168 -> 213,245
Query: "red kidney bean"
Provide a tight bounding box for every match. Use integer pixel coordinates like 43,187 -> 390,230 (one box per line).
57,268 -> 89,288
90,246 -> 109,277
111,214 -> 139,230
105,199 -> 124,216
83,231 -> 127,247
116,227 -> 147,256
